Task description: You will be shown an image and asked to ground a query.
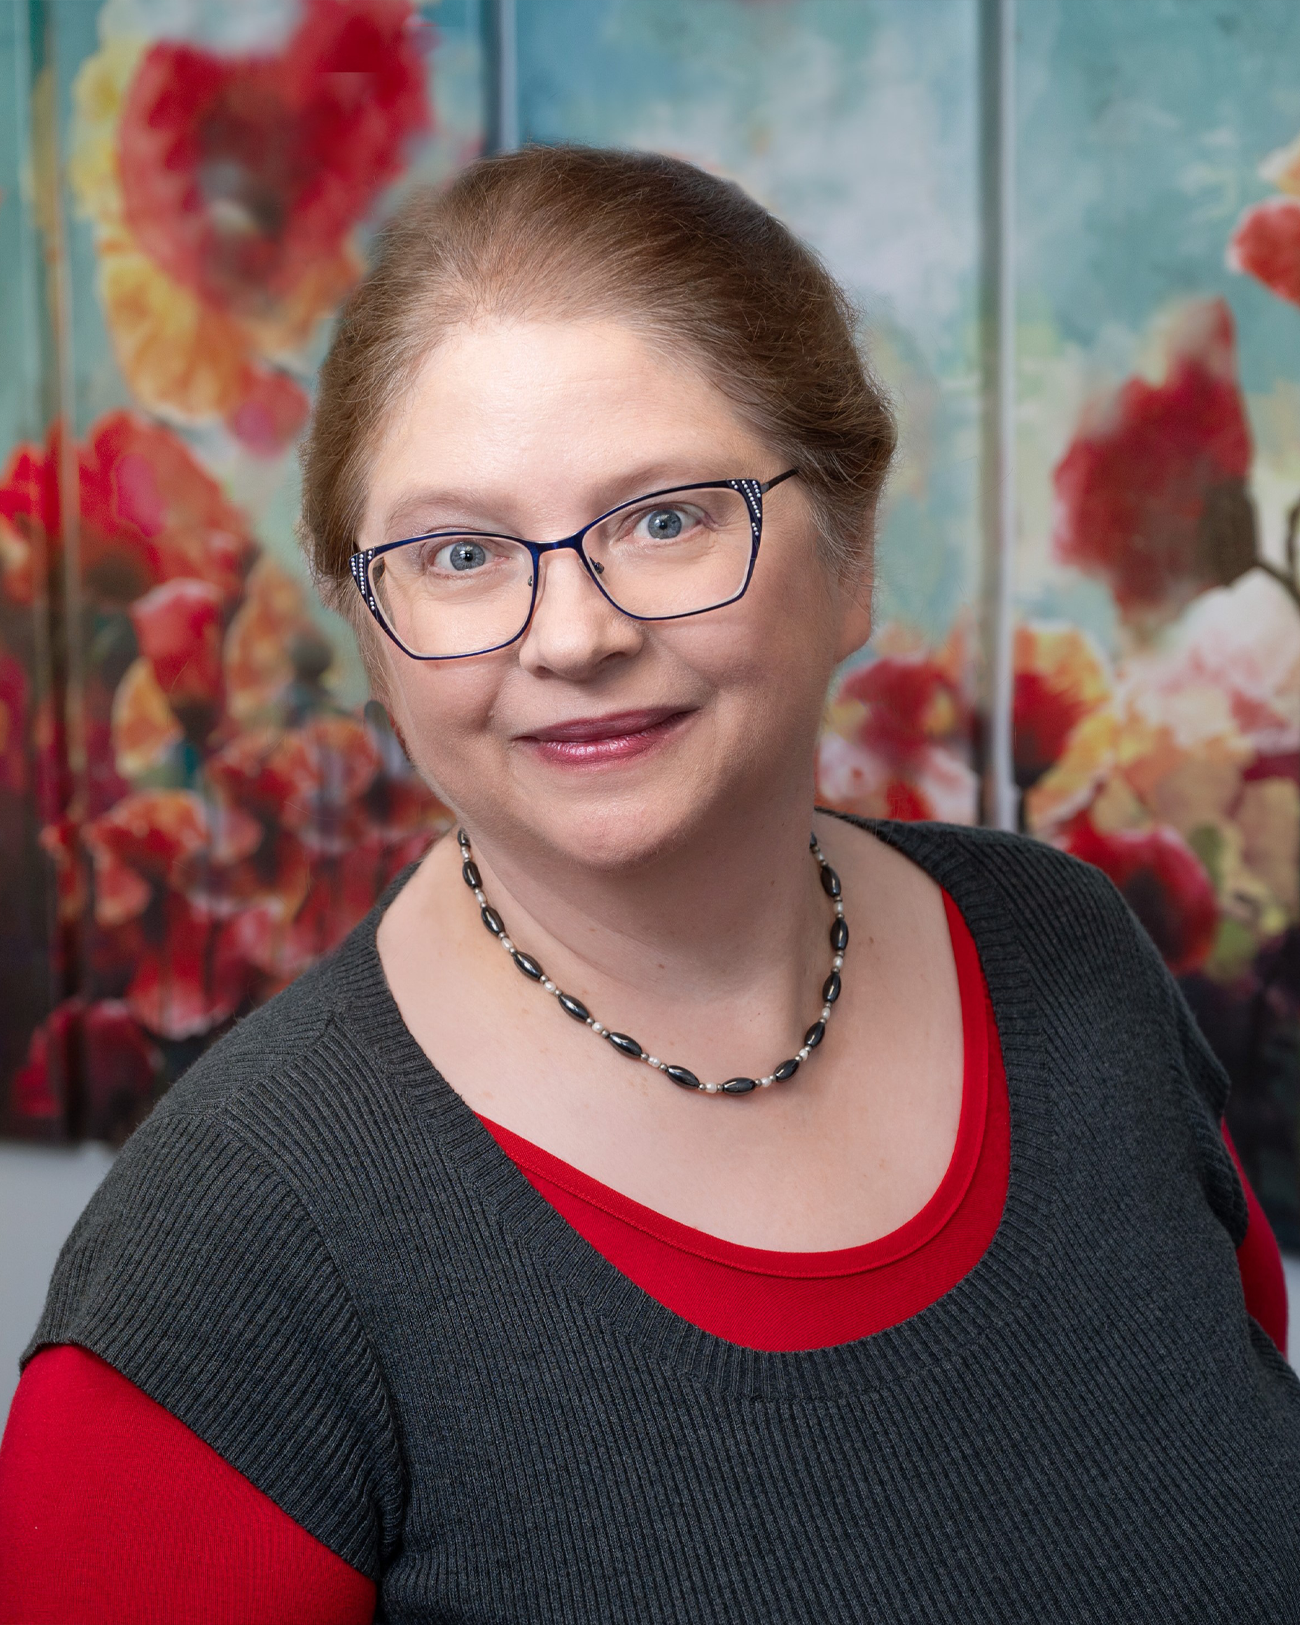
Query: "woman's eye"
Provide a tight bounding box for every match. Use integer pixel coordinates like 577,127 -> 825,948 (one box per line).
435,540 -> 489,572
637,507 -> 687,541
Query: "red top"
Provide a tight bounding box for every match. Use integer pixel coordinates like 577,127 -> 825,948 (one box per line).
478,892 -> 1006,1351
0,890 -> 1287,1623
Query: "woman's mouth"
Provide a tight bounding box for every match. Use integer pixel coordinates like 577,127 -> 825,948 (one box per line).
517,707 -> 695,767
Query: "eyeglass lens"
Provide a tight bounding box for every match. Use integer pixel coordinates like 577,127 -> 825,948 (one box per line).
368,485 -> 755,658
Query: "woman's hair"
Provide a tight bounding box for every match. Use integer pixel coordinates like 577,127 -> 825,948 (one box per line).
300,143 -> 896,641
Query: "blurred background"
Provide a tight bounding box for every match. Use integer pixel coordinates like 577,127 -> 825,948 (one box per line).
4,0 -> 1300,1405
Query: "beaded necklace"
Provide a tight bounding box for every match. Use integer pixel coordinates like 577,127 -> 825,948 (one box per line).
457,827 -> 847,1096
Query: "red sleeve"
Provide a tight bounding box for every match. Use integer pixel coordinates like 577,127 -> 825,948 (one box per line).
0,1345 -> 375,1625
1223,1125 -> 1289,1357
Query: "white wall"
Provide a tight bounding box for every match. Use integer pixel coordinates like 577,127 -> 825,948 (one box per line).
1,1142 -> 116,1418
2,1146 -> 1299,1425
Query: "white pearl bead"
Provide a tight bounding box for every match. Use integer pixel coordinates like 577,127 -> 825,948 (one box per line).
833,955 -> 844,970
499,937 -> 514,953
542,979 -> 556,993
473,889 -> 486,905
797,1046 -> 811,1061
646,1056 -> 661,1069
821,1004 -> 831,1020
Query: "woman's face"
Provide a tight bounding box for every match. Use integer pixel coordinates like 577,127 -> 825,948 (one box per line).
359,318 -> 872,868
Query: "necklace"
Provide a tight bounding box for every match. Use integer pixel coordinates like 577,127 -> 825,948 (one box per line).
456,827 -> 847,1096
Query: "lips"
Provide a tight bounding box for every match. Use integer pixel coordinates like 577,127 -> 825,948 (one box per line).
518,707 -> 693,766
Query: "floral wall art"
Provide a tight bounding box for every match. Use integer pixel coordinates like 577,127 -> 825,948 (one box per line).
0,0 -> 483,1142
4,0 -> 1300,1247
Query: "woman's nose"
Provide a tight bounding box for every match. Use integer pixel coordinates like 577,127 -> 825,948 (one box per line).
516,545 -> 645,679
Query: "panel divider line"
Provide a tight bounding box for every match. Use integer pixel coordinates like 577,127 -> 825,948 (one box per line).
978,0 -> 1019,832
485,0 -> 520,155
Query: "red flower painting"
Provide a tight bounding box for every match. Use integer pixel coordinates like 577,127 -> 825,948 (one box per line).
816,628 -> 978,824
1062,818 -> 1219,977
1229,197 -> 1300,308
1,406 -> 451,1134
0,411 -> 257,608
1052,299 -> 1258,630
2,6 -> 446,1140
71,0 -> 431,448
1229,130 -> 1300,309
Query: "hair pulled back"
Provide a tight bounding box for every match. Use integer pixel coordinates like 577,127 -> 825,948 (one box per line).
301,143 -> 895,626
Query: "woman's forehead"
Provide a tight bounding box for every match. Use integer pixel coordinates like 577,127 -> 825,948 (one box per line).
365,318 -> 768,538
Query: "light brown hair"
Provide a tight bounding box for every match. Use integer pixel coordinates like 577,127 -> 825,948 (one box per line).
300,144 -> 895,651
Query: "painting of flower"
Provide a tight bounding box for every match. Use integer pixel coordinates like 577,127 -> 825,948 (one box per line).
0,0 -> 451,1142
816,623 -> 977,825
69,0 -> 430,450
1,400 -> 451,1138
1051,299 -> 1258,635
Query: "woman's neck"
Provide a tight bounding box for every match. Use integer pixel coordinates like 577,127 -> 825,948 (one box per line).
449,782 -> 829,1014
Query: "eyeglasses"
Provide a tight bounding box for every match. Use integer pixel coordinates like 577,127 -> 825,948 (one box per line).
350,469 -> 799,660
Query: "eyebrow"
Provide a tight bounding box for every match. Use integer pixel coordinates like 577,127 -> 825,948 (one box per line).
378,462 -> 734,543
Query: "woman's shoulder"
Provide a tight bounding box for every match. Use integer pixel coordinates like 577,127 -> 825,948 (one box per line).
843,814 -> 1192,1046
837,815 -> 1139,937
23,930 -> 410,1574
146,894 -> 422,1171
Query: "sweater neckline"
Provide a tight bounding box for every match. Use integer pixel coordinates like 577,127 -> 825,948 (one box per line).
332,815 -> 1057,1401
474,890 -> 991,1280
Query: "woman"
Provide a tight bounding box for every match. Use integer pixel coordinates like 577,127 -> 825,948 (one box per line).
1,146 -> 1296,1624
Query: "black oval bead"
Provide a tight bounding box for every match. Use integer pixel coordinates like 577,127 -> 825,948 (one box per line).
808,830 -> 819,850
830,917 -> 849,951
822,970 -> 842,1003
665,1065 -> 701,1089
606,1031 -> 644,1060
512,950 -> 545,981
461,859 -> 481,889
480,905 -> 504,936
772,1057 -> 800,1081
558,992 -> 590,1022
456,827 -> 469,847
819,865 -> 842,899
722,1076 -> 757,1094
804,1019 -> 826,1048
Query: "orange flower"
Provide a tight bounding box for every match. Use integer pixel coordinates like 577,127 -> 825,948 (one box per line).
111,658 -> 183,779
224,558 -> 327,722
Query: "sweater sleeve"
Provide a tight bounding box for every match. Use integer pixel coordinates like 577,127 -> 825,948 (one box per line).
20,1097 -> 405,1580
0,1346 -> 375,1625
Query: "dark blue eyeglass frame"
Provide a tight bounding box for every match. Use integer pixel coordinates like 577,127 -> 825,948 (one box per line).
349,468 -> 799,660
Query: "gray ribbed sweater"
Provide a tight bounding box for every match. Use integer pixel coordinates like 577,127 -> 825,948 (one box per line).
25,819 -> 1300,1622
